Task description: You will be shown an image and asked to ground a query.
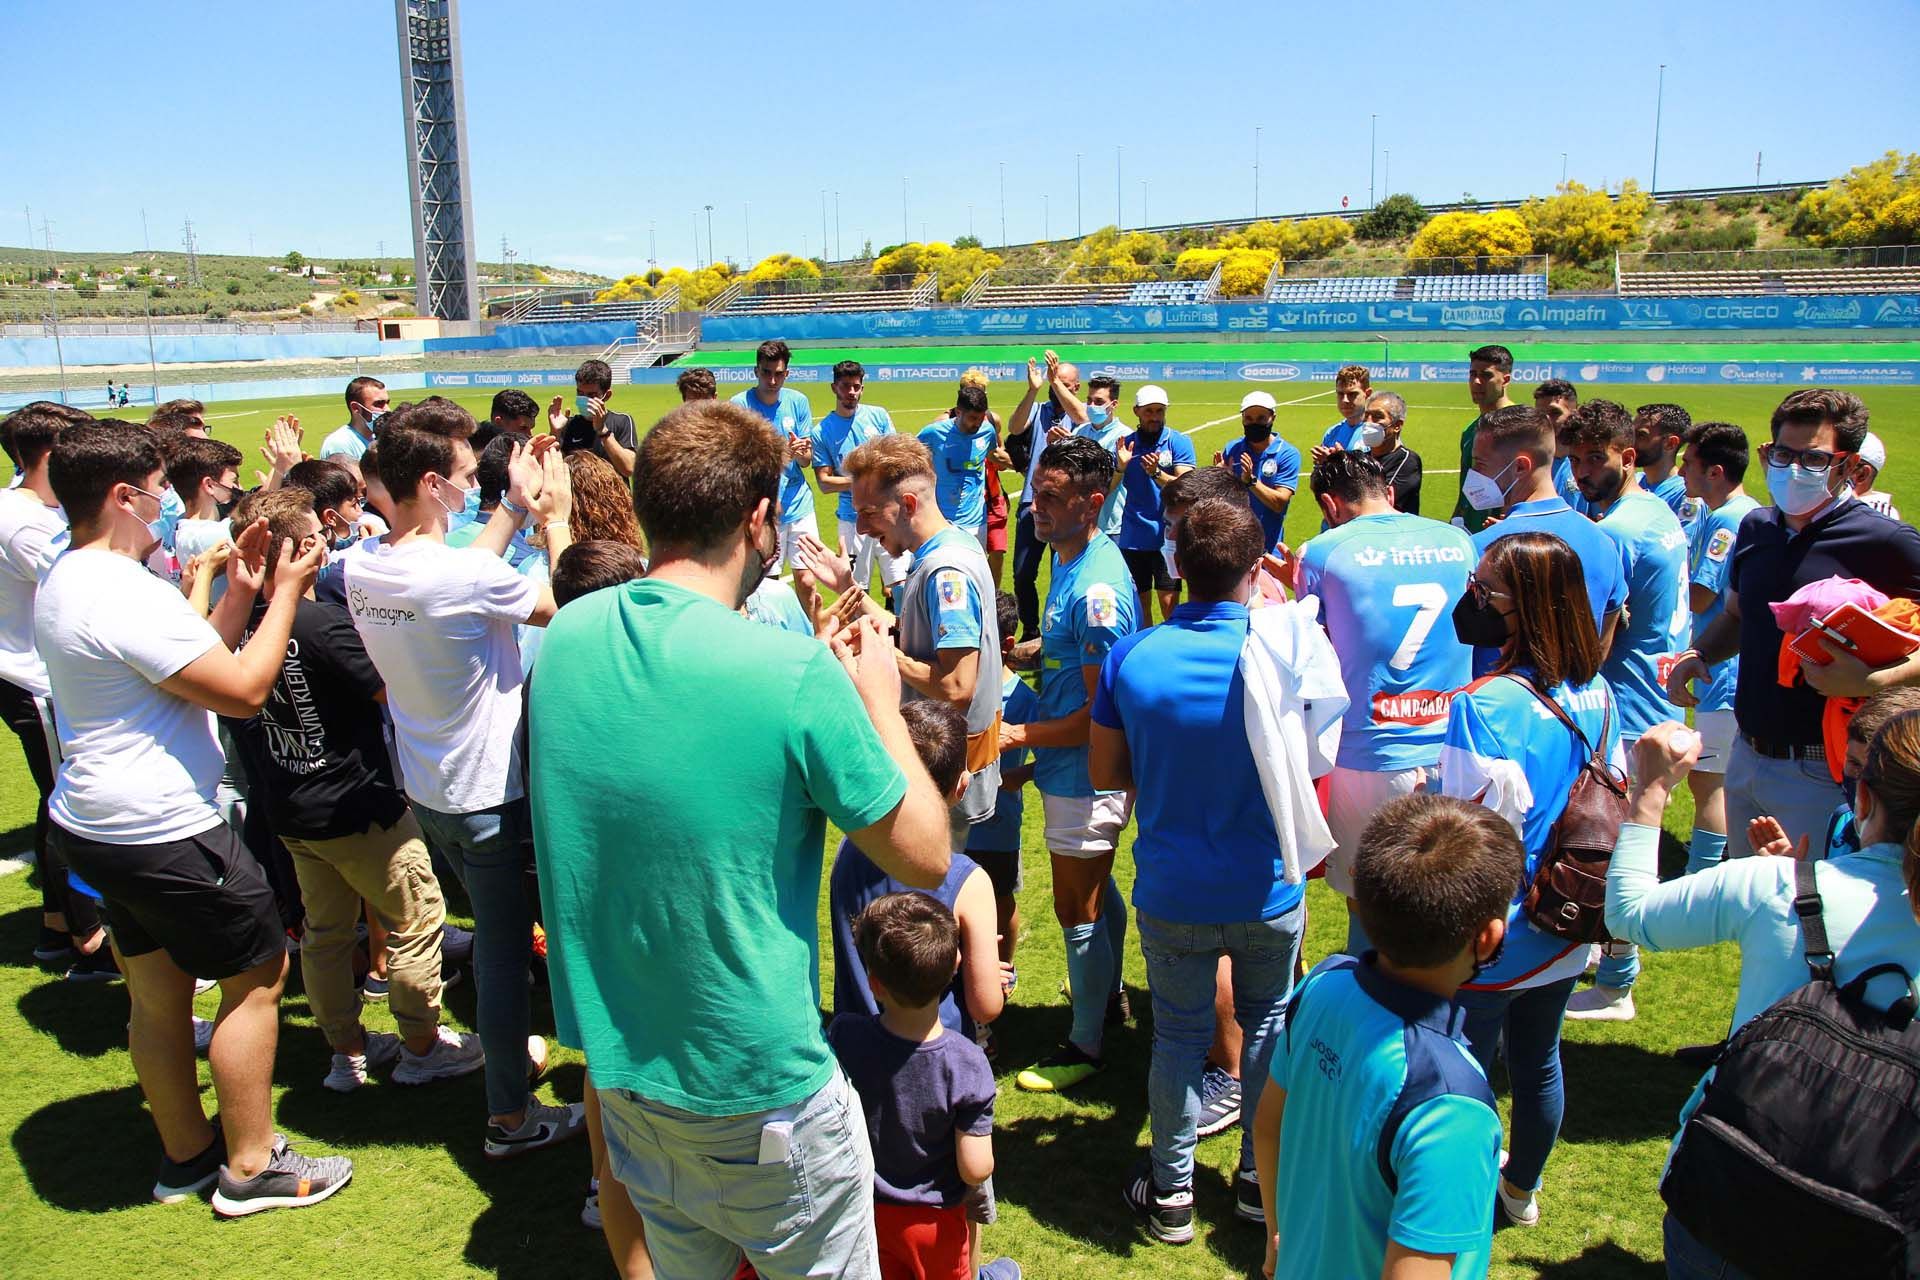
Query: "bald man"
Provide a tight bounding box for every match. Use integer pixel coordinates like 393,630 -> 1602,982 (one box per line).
1005,350 -> 1083,639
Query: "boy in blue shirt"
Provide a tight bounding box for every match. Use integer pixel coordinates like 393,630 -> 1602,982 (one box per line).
1253,793 -> 1517,1280
965,592 -> 1037,990
1113,384 -> 1196,625
729,339 -> 820,618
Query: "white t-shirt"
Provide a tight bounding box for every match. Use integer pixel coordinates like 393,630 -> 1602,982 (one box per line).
0,492 -> 67,697
344,538 -> 540,814
36,548 -> 225,844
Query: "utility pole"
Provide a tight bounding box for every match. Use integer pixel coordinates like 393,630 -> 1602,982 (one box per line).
1254,125 -> 1261,219
1369,114 -> 1377,207
744,201 -> 751,265
704,204 -> 715,269
901,176 -> 909,244
820,190 -> 829,260
998,160 -> 1007,246
182,217 -> 201,287
1562,152 -> 1569,187
649,220 -> 657,270
834,191 -> 841,260
1651,63 -> 1666,193
141,207 -> 150,252
1043,195 -> 1050,243
1116,146 -> 1123,229
1142,179 -> 1149,229
1756,151 -> 1763,184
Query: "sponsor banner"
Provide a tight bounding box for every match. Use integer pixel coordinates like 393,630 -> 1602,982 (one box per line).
697,294 -> 1920,343
425,369 -> 579,389
630,359 -> 1920,387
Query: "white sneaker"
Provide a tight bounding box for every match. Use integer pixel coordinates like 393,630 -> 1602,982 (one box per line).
1497,1152 -> 1540,1227
581,1177 -> 602,1230
1565,984 -> 1636,1022
391,1025 -> 486,1085
483,1099 -> 587,1160
323,1031 -> 404,1092
193,977 -> 217,997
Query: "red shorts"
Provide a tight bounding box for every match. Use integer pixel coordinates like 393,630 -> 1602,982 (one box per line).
874,1200 -> 970,1280
984,489 -> 1009,552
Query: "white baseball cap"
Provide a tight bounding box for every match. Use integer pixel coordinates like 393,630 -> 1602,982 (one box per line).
1859,430 -> 1887,473
1134,384 -> 1170,408
1241,390 -> 1277,412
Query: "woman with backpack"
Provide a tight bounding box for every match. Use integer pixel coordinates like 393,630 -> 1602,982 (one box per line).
1438,531 -> 1623,1230
1608,705 -> 1920,1280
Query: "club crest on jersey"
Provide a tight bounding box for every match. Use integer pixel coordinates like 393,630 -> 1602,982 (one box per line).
1706,528 -> 1735,562
936,570 -> 965,607
1086,583 -> 1118,628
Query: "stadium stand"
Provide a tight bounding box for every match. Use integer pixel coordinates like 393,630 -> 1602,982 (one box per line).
971,281 -> 1137,308
1266,272 -> 1547,305
1616,264 -> 1920,297
1125,279 -> 1214,306
519,296 -> 676,325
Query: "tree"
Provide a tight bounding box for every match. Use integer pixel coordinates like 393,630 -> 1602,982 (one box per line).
1174,247 -> 1274,296
1409,210 -> 1534,266
871,242 -> 1003,300
745,253 -> 823,285
1353,193 -> 1427,242
1061,226 -> 1168,282
952,234 -> 983,251
1793,151 -> 1920,246
1518,180 -> 1651,264
1219,216 -> 1353,260
283,250 -> 305,273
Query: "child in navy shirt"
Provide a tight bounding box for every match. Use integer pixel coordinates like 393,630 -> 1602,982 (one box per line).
1252,793 -> 1520,1280
830,892 -> 1016,1280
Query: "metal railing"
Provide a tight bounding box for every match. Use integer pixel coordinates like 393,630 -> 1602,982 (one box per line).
1276,253 -> 1551,279
1618,245 -> 1920,274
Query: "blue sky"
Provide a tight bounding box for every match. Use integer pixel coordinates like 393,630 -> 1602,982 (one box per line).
5,0 -> 1915,275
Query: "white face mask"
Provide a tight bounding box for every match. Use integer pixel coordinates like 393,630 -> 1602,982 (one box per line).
1461,457 -> 1519,512
1768,461 -> 1840,517
432,475 -> 476,518
1161,533 -> 1180,580
1355,422 -> 1388,450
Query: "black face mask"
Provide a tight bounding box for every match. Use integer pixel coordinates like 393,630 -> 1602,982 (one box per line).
1452,591 -> 1510,648
1469,932 -> 1507,981
1243,429 -> 1273,448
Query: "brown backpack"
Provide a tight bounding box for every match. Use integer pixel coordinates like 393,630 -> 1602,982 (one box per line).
1508,676 -> 1629,944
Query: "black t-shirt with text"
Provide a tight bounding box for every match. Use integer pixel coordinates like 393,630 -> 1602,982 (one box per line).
226,596 -> 408,840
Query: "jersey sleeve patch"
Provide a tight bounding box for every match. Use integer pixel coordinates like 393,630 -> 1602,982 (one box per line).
1706,527 -> 1735,562
1085,582 -> 1118,629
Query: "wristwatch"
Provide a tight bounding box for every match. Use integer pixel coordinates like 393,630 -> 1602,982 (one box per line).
596,427 -> 613,441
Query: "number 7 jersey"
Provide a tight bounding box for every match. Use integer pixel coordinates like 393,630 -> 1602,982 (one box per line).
1296,512 -> 1476,773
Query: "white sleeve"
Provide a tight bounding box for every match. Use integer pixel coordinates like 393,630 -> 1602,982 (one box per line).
1288,607 -> 1348,778
109,578 -> 223,684
471,554 -> 542,624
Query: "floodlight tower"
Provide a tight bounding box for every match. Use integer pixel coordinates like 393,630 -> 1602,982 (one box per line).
395,0 -> 479,321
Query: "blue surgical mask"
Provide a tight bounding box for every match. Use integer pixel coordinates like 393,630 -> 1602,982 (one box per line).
1087,404 -> 1112,427
576,394 -> 596,415
1768,461 -> 1838,517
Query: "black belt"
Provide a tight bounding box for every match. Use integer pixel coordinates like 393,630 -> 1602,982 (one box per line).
1742,734 -> 1825,762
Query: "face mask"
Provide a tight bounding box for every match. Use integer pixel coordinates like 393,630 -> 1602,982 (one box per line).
1452,590 -> 1511,648
432,476 -> 476,518
1768,462 -> 1838,517
1087,405 -> 1112,428
146,515 -> 170,549
1355,422 -> 1387,450
211,485 -> 238,520
575,394 -> 596,415
1469,932 -> 1507,981
360,409 -> 385,435
1460,457 -> 1519,512
1243,424 -> 1273,447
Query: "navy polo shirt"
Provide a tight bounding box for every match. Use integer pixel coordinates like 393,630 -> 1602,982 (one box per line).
1090,601 -> 1304,923
1730,497 -> 1920,747
1269,955 -> 1501,1280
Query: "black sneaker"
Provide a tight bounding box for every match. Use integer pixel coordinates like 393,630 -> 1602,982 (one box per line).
1121,1158 -> 1194,1244
33,926 -> 74,964
1107,986 -> 1132,1027
1195,1066 -> 1243,1138
1234,1165 -> 1263,1223
153,1128 -> 226,1204
210,1135 -> 353,1217
65,946 -> 121,983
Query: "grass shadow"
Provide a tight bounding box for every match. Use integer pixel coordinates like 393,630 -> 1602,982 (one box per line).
13,1084 -> 180,1211
1556,1038 -> 1703,1147
18,974 -> 130,1057
1508,1239 -> 1665,1278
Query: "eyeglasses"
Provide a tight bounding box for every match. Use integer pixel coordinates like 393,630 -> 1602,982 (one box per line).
1761,444 -> 1849,474
1466,573 -> 1512,605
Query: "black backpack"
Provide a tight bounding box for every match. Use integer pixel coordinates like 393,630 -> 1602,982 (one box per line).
1660,858 -> 1920,1278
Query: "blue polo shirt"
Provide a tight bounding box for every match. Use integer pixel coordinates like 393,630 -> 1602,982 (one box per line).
918,419 -> 997,532
1471,494 -> 1628,639
1320,420 -> 1368,451
1220,436 -> 1302,551
966,672 -> 1039,855
814,405 -> 893,524
1270,955 -> 1500,1280
1114,426 -> 1196,551
1034,532 -> 1137,797
1688,493 -> 1760,714
1091,601 -> 1304,923
731,387 -> 816,524
1595,488 -> 1691,739
1551,456 -> 1584,511
1297,513 -> 1474,772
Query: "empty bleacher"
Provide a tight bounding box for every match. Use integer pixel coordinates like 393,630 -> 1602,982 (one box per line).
1125,279 -> 1213,306
1618,264 -> 1920,297
1266,273 -> 1547,305
709,283 -> 930,316
519,298 -> 673,325
971,282 -> 1136,309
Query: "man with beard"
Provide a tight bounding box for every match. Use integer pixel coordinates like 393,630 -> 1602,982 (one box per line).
1558,399 -> 1688,1024
528,399 -> 952,1279
1633,404 -> 1693,519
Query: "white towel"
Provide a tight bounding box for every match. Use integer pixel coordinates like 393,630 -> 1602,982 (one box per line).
1239,596 -> 1348,883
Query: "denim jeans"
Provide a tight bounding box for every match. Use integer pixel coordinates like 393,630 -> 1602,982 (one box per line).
1012,508 -> 1046,637
1663,1212 -> 1759,1279
1136,902 -> 1305,1189
598,1067 -> 880,1280
413,798 -> 534,1119
1455,975 -> 1578,1194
